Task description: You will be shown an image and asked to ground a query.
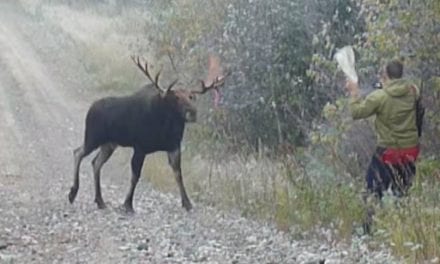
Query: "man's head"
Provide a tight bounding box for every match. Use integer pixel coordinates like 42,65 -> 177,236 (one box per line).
385,59 -> 404,80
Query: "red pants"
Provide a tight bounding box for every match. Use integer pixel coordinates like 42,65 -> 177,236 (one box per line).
366,146 -> 420,198
381,146 -> 420,165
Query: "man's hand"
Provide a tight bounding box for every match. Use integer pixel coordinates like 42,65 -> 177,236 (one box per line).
345,79 -> 360,97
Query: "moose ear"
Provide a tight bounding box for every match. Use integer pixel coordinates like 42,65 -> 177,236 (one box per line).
163,79 -> 179,96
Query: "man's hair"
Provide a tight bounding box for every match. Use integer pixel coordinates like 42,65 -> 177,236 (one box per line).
386,60 -> 403,79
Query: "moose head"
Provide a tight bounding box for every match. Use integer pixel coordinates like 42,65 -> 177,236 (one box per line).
131,55 -> 228,123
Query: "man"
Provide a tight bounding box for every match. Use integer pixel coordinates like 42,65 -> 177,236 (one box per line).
345,59 -> 421,199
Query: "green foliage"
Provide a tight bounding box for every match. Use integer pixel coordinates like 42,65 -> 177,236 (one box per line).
143,0 -> 230,85
374,188 -> 440,262
210,0 -> 364,149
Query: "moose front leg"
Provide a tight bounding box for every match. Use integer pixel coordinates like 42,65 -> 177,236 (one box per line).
168,148 -> 192,211
123,149 -> 145,214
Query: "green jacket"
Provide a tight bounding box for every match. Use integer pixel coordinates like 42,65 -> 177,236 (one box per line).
349,79 -> 420,149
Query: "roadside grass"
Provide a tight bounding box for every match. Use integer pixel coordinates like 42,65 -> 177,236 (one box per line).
373,158 -> 440,262
143,137 -> 366,240
143,135 -> 440,263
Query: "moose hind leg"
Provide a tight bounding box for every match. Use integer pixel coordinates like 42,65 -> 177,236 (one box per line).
123,150 -> 145,214
168,148 -> 192,211
69,145 -> 90,203
92,144 -> 116,209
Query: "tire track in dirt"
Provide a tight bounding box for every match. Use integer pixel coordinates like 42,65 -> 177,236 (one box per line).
0,16 -> 77,199
0,3 -> 131,261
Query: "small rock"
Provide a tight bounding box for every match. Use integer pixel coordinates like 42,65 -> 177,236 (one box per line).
137,243 -> 149,251
0,242 -> 9,250
195,255 -> 208,262
246,235 -> 257,244
319,245 -> 329,252
21,235 -> 36,245
0,253 -> 15,262
119,245 -> 130,251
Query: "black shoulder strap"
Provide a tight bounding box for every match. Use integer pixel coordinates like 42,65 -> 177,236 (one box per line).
410,82 -> 425,138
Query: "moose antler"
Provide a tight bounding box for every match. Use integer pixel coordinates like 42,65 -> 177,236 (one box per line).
192,54 -> 229,95
131,55 -> 178,95
192,75 -> 229,95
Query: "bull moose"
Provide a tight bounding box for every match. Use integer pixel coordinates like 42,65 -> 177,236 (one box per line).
68,55 -> 227,213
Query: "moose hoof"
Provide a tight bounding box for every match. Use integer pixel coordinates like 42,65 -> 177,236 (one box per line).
123,204 -> 135,215
183,201 -> 193,212
95,200 -> 107,210
68,188 -> 78,204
